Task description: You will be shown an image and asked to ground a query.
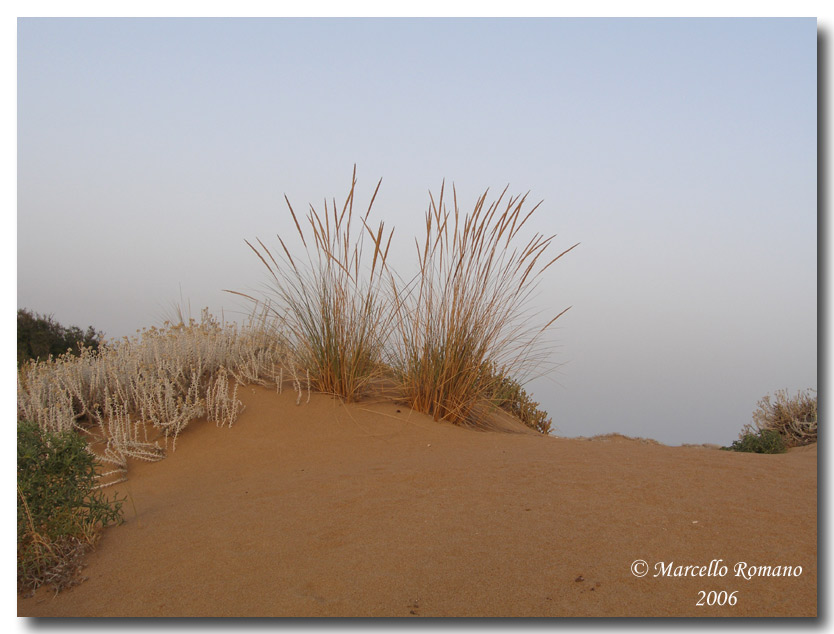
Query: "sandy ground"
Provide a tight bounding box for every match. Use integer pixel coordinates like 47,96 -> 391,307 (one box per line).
18,385 -> 817,617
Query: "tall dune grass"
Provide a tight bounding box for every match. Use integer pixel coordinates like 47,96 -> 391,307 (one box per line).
234,171 -> 575,428
389,182 -> 578,426
229,167 -> 394,402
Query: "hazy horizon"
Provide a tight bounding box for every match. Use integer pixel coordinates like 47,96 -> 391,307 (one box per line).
17,17 -> 817,446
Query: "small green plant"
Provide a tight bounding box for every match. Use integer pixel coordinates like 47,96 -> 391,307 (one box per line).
18,419 -> 124,594
486,365 -> 553,434
17,309 -> 103,366
722,429 -> 787,454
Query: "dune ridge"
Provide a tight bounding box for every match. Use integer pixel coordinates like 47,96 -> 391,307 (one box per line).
18,385 -> 816,617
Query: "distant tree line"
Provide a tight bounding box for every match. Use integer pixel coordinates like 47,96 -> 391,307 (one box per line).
17,309 -> 104,366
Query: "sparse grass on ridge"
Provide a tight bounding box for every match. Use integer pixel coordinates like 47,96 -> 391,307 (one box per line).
232,169 -> 575,429
19,171 -> 574,491
17,171 -> 576,597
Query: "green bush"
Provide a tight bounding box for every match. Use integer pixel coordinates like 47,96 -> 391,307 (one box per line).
17,309 -> 104,366
18,419 -> 124,594
723,429 -> 787,454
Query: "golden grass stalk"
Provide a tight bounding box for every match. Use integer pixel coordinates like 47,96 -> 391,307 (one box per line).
229,166 -> 394,403
389,181 -> 577,426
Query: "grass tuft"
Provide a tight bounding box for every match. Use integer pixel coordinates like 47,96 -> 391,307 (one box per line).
229,166 -> 395,402
389,181 -> 577,426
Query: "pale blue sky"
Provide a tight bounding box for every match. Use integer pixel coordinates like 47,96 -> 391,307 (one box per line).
17,17 -> 817,445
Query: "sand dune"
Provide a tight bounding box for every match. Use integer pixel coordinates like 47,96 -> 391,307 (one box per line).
18,385 -> 817,617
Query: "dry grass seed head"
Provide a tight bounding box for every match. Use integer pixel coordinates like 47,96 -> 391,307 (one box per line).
235,167 -> 394,403
391,181 -> 577,426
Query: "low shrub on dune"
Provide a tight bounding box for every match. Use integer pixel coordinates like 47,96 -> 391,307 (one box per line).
749,388 -> 817,447
17,309 -> 294,485
17,419 -> 124,594
723,429 -> 787,454
724,388 -> 817,453
19,169 -> 572,498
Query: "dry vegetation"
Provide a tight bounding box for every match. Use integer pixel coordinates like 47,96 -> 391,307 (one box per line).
389,181 -> 577,426
228,167 -> 394,403
745,388 -> 818,447
19,170 -> 820,602
17,309 -> 306,488
17,308 -> 313,593
18,168 -> 573,492
17,171 -> 574,594
234,168 -> 577,429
